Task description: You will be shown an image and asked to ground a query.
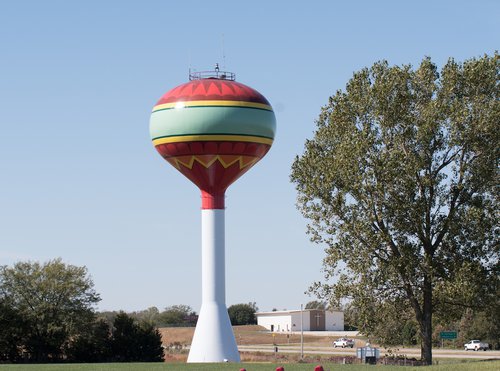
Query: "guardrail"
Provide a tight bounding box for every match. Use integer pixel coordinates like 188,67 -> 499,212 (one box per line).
189,70 -> 236,81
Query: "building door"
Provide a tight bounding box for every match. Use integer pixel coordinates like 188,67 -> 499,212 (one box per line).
310,310 -> 325,331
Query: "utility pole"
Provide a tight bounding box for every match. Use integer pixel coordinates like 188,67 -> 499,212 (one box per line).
300,304 -> 304,359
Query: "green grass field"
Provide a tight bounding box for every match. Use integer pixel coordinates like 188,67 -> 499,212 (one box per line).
1,361 -> 500,371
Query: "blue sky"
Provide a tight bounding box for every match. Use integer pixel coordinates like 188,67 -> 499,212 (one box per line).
1,0 -> 498,312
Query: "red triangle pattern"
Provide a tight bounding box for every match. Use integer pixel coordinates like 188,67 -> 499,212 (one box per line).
169,155 -> 258,170
155,79 -> 270,105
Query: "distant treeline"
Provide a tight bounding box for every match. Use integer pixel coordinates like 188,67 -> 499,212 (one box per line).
100,304 -> 198,328
100,302 -> 259,328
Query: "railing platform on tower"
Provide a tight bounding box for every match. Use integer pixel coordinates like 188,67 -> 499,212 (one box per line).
189,65 -> 235,81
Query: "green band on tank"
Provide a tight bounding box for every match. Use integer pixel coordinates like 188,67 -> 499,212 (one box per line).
150,106 -> 276,140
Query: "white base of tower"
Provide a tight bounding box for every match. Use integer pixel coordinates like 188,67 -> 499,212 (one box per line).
187,302 -> 240,362
187,208 -> 240,363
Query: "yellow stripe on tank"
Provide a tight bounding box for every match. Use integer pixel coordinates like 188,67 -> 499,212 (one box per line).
152,100 -> 273,112
152,135 -> 274,146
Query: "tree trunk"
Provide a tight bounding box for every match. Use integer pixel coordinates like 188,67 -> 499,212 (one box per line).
420,275 -> 433,365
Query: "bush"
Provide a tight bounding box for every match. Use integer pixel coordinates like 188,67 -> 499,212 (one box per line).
228,303 -> 258,325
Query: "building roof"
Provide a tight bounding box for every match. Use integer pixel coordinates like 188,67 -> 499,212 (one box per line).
256,308 -> 342,316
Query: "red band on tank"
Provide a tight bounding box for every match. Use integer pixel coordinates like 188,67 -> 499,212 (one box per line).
201,190 -> 225,209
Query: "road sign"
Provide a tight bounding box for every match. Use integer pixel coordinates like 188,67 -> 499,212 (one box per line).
440,331 -> 457,339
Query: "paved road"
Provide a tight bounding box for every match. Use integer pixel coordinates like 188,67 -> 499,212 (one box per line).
238,344 -> 500,360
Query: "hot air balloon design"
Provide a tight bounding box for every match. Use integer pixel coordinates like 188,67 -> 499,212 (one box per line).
150,69 -> 276,362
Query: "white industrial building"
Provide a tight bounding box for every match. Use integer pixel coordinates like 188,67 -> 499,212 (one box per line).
256,309 -> 344,332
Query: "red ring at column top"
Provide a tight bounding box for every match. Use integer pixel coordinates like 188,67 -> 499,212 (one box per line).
201,190 -> 225,209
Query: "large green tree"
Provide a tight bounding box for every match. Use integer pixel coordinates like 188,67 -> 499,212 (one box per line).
0,259 -> 100,361
291,54 -> 499,364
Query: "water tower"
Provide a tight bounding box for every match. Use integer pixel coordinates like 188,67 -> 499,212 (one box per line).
150,67 -> 276,362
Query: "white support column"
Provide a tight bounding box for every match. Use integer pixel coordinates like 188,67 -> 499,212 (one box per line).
187,209 -> 240,363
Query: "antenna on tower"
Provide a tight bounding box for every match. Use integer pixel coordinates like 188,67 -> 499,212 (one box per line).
221,33 -> 226,70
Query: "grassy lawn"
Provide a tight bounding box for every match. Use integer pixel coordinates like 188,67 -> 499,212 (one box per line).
1,361 -> 500,371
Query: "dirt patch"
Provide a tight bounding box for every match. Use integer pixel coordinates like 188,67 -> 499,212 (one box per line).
234,326 -> 333,346
158,327 -> 194,346
159,325 -> 363,347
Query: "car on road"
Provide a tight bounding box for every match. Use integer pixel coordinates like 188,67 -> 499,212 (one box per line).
333,338 -> 355,348
464,340 -> 489,351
